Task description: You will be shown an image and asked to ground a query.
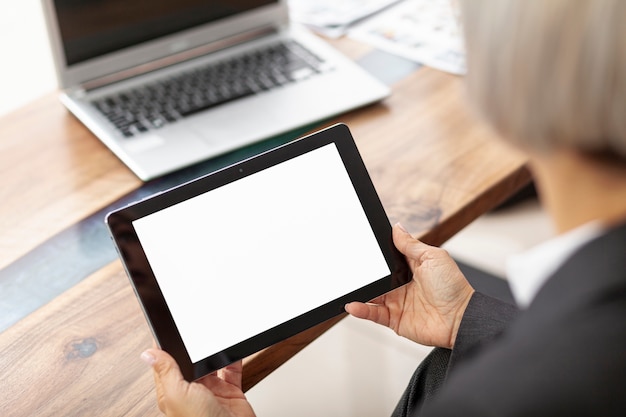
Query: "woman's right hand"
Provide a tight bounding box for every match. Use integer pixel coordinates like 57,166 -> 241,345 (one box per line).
345,223 -> 474,349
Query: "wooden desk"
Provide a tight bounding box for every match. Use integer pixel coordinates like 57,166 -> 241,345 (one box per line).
0,38 -> 529,416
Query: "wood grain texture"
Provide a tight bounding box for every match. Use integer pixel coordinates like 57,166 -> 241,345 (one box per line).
0,261 -> 158,417
327,67 -> 530,242
0,40 -> 530,416
0,94 -> 140,270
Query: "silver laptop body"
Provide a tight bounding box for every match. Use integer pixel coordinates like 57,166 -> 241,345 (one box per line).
41,0 -> 389,180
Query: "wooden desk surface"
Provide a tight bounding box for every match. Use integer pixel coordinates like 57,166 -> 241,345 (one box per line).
0,38 -> 529,416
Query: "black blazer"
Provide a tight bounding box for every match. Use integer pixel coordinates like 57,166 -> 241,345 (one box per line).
418,221 -> 626,416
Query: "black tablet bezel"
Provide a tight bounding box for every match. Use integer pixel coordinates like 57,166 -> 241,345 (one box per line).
106,123 -> 410,381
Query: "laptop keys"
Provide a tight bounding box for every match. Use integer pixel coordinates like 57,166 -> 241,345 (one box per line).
92,40 -> 326,138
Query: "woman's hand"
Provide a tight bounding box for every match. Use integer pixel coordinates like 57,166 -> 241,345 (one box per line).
141,348 -> 256,417
345,223 -> 474,349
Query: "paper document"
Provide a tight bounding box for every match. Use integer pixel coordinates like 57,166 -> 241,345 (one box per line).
288,0 -> 403,38
348,0 -> 465,74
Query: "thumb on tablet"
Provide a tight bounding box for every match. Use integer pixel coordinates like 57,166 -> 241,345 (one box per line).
345,301 -> 391,328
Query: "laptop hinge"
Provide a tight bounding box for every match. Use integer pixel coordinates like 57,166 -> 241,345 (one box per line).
82,26 -> 279,92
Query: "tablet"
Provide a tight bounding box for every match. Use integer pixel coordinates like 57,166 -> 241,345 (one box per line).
106,123 -> 410,381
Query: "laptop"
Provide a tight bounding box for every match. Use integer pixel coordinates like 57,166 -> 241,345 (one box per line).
40,0 -> 390,181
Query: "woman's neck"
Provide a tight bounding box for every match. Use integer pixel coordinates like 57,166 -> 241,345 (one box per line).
530,149 -> 626,234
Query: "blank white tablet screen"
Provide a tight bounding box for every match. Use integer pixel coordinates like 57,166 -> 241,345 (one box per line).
132,143 -> 390,363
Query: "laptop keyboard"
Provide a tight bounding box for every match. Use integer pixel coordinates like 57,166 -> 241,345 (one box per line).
92,40 -> 326,138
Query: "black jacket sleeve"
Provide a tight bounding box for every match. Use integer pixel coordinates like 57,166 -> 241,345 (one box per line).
447,292 -> 519,374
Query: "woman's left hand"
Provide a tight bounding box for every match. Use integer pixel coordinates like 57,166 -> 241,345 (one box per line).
141,348 -> 256,417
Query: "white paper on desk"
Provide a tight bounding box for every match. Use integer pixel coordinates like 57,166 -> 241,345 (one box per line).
288,0 -> 403,38
348,0 -> 466,75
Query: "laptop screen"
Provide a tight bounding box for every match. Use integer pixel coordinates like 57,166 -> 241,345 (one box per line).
53,0 -> 277,66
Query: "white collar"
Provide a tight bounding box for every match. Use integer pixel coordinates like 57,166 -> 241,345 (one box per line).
506,221 -> 604,308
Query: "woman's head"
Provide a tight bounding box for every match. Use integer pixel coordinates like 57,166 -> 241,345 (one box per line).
458,0 -> 626,160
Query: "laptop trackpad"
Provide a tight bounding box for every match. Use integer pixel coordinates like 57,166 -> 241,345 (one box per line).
188,109 -> 284,150
124,124 -> 209,155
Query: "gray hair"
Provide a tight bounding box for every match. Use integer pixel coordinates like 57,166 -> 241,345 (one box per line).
459,0 -> 626,159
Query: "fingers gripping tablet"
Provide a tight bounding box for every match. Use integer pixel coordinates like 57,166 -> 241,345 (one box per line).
106,123 -> 410,381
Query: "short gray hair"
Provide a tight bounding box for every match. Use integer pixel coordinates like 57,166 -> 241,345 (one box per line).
459,0 -> 626,159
